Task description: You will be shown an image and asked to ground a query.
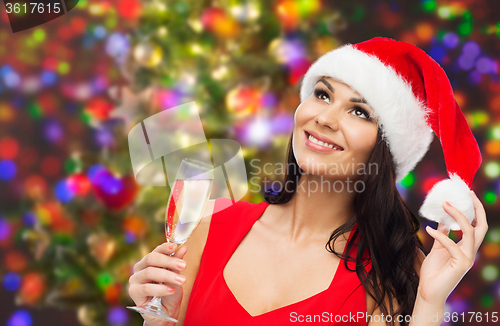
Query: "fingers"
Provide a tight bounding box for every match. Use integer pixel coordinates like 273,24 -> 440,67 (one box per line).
470,191 -> 488,251
426,225 -> 471,270
429,222 -> 448,251
133,242 -> 187,274
130,266 -> 186,289
129,282 -> 175,299
443,201 -> 475,259
173,243 -> 189,260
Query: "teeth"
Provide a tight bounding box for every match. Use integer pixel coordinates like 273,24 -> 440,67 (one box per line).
308,134 -> 342,150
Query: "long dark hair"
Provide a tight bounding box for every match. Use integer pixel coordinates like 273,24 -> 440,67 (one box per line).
265,129 -> 427,326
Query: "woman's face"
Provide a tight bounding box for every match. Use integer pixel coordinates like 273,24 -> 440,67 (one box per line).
293,77 -> 379,180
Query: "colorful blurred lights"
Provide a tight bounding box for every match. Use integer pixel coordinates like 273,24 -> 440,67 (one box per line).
442,32 -> 459,48
105,33 -> 130,57
468,70 -> 482,85
7,310 -> 32,326
481,265 -> 499,281
93,170 -> 123,195
0,217 -> 11,240
3,272 -> 22,292
55,180 -> 75,203
107,306 -> 129,326
244,118 -> 272,147
4,71 -> 21,88
421,0 -> 436,12
43,120 -> 64,143
476,57 -> 497,74
484,162 -> 500,178
0,138 -> 19,159
40,71 -> 57,86
87,164 -> 106,183
484,191 -> 497,204
490,125 -> 500,140
429,45 -> 446,63
94,26 -> 107,39
462,41 -> 480,58
0,160 -> 17,181
458,54 -> 475,70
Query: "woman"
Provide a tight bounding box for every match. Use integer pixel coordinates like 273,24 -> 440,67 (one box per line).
128,37 -> 488,326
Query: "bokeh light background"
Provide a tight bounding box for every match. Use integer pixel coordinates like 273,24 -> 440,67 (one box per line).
0,0 -> 499,325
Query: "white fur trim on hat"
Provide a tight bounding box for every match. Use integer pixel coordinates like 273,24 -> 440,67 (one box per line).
300,44 -> 435,183
418,173 -> 475,231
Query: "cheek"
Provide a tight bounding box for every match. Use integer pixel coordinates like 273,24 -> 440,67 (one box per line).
293,103 -> 302,127
346,127 -> 378,156
293,102 -> 315,128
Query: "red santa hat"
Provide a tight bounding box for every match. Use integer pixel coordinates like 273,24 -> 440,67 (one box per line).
299,36 -> 482,231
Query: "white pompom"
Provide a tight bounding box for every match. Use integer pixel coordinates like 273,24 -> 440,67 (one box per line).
418,173 -> 475,231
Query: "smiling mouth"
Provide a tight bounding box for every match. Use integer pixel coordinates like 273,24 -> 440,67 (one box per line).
304,131 -> 344,151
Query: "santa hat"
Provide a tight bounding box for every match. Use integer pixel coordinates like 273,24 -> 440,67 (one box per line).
299,36 -> 482,231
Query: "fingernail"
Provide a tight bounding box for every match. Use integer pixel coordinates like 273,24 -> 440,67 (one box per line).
444,201 -> 451,207
175,275 -> 186,284
169,243 -> 175,250
177,260 -> 186,270
167,286 -> 175,293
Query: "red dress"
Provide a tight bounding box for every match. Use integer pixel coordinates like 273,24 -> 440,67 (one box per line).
183,198 -> 372,325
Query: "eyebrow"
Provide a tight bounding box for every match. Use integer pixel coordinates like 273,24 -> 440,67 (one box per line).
316,78 -> 369,105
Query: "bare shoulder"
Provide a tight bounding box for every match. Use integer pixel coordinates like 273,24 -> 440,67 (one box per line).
182,198 -> 215,268
176,199 -> 215,324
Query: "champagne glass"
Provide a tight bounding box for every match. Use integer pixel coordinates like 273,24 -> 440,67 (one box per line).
127,158 -> 214,322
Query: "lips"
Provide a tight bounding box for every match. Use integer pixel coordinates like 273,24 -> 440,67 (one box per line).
304,130 -> 344,151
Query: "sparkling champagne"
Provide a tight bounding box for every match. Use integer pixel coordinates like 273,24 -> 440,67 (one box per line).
165,178 -> 213,244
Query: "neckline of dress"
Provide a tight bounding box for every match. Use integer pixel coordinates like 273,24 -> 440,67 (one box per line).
220,200 -> 357,318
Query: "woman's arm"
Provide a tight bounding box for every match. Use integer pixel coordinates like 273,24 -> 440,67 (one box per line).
175,199 -> 215,325
368,191 -> 487,326
408,192 -> 487,326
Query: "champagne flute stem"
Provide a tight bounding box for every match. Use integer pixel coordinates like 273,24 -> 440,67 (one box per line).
150,251 -> 176,307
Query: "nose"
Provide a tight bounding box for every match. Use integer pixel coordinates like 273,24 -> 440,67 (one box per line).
315,106 -> 340,131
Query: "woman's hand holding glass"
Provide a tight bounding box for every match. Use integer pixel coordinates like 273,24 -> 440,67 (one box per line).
128,242 -> 189,326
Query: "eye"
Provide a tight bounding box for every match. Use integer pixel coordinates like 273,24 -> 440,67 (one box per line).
351,107 -> 372,121
314,87 -> 330,104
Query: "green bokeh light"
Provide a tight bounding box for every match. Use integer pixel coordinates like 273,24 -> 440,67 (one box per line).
484,191 -> 497,204
64,157 -> 82,173
105,16 -> 117,29
480,294 -> 494,308
96,273 -> 114,290
349,4 -> 366,22
422,0 -> 436,12
58,62 -> 70,75
488,125 -> 500,140
458,12 -> 473,36
33,29 -> 46,42
471,111 -> 488,128
400,172 -> 415,188
458,21 -> 473,35
28,102 -> 42,119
